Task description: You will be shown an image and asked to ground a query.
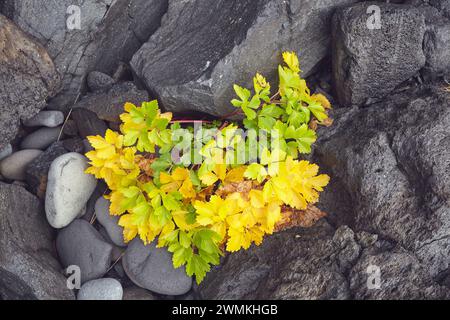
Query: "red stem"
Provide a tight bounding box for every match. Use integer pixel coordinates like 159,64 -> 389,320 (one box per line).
170,120 -> 212,124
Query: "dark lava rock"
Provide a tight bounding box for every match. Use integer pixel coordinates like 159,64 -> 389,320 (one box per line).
26,142 -> 68,198
73,82 -> 149,123
1,0 -> 167,111
71,108 -> 108,138
56,219 -> 113,284
332,3 -> 426,106
0,14 -> 60,150
131,0 -> 357,116
0,183 -> 74,300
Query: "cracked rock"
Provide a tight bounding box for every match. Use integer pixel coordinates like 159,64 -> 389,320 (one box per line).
0,14 -> 60,150
315,85 -> 450,287
332,2 -> 426,106
0,183 -> 74,300
131,0 -> 357,117
1,0 -> 167,111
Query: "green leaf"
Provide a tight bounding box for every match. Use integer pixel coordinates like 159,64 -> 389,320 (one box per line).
141,101 -> 159,119
295,124 -> 317,154
248,95 -> 261,109
243,118 -> 258,130
154,205 -> 171,224
233,84 -> 251,101
308,102 -> 328,122
189,170 -> 201,187
186,255 -> 210,284
231,99 -> 242,107
179,231 -> 191,248
186,204 -> 197,224
242,106 -> 257,120
260,105 -> 284,118
244,163 -> 267,183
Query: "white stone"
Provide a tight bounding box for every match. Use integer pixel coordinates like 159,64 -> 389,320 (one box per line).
77,278 -> 123,300
0,149 -> 43,180
23,110 -> 65,127
45,153 -> 97,228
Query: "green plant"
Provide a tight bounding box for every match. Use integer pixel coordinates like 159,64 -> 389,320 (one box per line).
85,51 -> 332,283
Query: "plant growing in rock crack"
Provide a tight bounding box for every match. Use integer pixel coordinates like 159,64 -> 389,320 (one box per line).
85,52 -> 332,283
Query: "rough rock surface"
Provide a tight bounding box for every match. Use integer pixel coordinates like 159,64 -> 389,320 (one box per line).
0,14 -> 60,150
20,127 -> 62,150
87,71 -> 116,92
71,108 -> 108,138
200,222 -> 449,299
199,85 -> 450,299
0,144 -> 12,162
95,197 -> 126,247
73,82 -> 149,123
26,142 -> 68,198
77,278 -> 123,300
0,183 -> 74,300
423,16 -> 450,78
315,85 -> 450,281
23,111 -> 64,128
1,0 -> 167,111
0,149 -> 43,181
122,286 -> 158,300
131,0 -> 357,116
332,3 -> 426,106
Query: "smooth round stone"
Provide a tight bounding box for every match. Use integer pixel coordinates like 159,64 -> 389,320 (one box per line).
0,144 -> 12,161
95,197 -> 126,247
45,152 -> 97,228
77,278 -> 123,300
56,219 -> 113,284
122,238 -> 192,296
20,127 -> 62,150
122,286 -> 157,300
0,149 -> 43,180
23,111 -> 65,127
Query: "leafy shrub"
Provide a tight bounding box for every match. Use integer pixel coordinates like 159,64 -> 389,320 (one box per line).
85,52 -> 332,283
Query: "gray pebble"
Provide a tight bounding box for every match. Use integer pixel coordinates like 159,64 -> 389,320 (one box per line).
95,197 -> 126,247
21,127 -> 62,150
23,111 -> 64,128
56,219 -> 113,284
0,149 -> 43,180
77,278 -> 123,300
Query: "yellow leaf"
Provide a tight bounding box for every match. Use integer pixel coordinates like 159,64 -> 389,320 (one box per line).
179,178 -> 196,199
224,166 -> 247,183
312,93 -> 331,109
199,171 -> 218,186
282,51 -> 300,73
249,190 -> 265,208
